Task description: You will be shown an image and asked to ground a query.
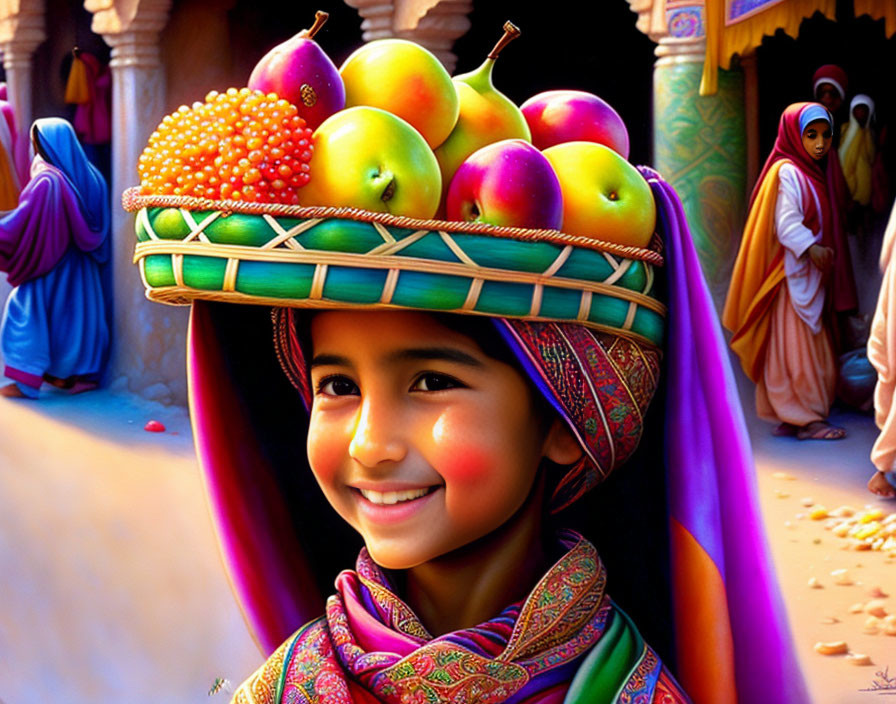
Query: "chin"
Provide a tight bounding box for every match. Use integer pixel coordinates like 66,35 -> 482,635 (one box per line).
365,543 -> 431,571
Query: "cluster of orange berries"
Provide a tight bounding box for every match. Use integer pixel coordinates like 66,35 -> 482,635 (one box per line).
137,87 -> 313,204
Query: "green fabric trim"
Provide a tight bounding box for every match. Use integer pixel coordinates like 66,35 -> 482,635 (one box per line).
562,605 -> 645,704
275,618 -> 322,704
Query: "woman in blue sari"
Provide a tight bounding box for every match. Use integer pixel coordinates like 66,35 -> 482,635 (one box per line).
0,117 -> 111,398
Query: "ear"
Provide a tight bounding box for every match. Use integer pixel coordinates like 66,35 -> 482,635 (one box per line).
543,417 -> 584,465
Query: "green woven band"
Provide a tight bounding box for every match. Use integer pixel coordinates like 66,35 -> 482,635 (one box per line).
130,197 -> 666,348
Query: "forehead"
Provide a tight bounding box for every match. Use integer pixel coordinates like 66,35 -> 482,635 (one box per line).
310,310 -> 484,354
802,119 -> 830,134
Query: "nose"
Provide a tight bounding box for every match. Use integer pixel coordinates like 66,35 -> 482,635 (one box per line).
349,393 -> 407,467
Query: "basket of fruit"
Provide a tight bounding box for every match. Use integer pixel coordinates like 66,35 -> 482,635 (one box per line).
123,13 -> 666,347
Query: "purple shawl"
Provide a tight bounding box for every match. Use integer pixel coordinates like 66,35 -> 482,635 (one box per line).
0,160 -> 105,286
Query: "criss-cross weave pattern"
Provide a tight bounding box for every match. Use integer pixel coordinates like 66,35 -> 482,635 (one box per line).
126,191 -> 666,346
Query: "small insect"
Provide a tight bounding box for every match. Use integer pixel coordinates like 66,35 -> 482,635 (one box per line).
208,677 -> 233,696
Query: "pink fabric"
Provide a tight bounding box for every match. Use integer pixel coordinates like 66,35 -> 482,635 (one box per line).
339,575 -> 420,655
870,200 -> 896,472
187,304 -> 323,654
4,364 -> 41,389
756,287 -> 836,426
73,53 -> 111,145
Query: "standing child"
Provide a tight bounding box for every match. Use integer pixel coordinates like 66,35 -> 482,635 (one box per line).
724,102 -> 845,440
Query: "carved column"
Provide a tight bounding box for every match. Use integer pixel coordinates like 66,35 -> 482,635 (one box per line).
651,4 -> 747,311
86,0 -> 187,404
0,0 -> 45,180
343,0 -> 473,73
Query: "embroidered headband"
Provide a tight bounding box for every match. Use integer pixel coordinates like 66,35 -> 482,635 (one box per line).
798,104 -> 832,134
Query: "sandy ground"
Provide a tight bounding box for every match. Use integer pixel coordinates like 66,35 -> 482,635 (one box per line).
0,369 -> 894,703
0,388 -> 259,704
746,396 -> 896,701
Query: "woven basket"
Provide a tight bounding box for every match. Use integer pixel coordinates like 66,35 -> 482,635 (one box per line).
123,188 -> 666,347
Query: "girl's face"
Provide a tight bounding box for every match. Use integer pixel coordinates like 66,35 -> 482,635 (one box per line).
801,119 -> 832,161
853,104 -> 870,127
307,311 -> 573,570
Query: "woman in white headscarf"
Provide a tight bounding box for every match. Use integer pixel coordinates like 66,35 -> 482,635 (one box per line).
839,94 -> 876,208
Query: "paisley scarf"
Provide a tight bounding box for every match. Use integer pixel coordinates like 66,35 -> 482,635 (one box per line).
232,530 -> 689,704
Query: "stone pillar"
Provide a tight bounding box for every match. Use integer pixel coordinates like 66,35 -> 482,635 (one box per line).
652,6 -> 747,311
86,0 -> 187,404
343,0 -> 473,73
0,0 -> 45,179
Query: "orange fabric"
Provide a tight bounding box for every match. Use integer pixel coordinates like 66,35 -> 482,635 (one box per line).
722,159 -> 787,383
0,141 -> 19,210
64,55 -> 89,104
756,287 -> 835,426
670,518 -> 737,704
853,0 -> 896,37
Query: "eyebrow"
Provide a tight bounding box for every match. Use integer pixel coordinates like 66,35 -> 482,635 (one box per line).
309,353 -> 350,369
309,347 -> 485,369
387,347 -> 484,367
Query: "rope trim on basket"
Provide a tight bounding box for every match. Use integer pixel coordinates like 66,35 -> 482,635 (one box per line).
123,187 -> 664,265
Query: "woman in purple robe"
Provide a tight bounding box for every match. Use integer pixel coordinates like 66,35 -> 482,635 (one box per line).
0,117 -> 110,398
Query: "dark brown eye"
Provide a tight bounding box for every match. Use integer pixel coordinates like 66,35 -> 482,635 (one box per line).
318,376 -> 359,396
412,373 -> 464,392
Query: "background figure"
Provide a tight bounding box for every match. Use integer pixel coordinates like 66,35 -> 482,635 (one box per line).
839,94 -> 877,213
867,198 -> 896,497
0,118 -> 110,398
724,102 -> 844,440
813,64 -> 849,144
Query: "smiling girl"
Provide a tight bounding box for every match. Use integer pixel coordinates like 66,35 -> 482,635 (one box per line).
127,114 -> 808,699
149,172 -> 814,703
725,102 -> 846,441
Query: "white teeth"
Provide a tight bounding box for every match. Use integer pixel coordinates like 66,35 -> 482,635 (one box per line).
359,487 -> 430,505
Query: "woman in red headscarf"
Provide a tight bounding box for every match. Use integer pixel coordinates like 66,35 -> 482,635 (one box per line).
724,102 -> 845,440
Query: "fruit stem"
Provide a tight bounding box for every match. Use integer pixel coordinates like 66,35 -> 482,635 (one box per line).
304,11 -> 329,40
487,21 -> 520,60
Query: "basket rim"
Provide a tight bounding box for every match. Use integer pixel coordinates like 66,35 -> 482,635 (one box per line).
122,187 -> 664,266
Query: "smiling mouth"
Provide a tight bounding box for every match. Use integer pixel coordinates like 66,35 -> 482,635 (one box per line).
358,487 -> 435,505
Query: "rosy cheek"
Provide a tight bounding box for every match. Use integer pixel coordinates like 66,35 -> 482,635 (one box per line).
431,414 -> 492,483
307,420 -> 345,481
437,444 -> 495,484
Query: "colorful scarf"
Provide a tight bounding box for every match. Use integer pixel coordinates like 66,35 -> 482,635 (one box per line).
231,531 -> 689,704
